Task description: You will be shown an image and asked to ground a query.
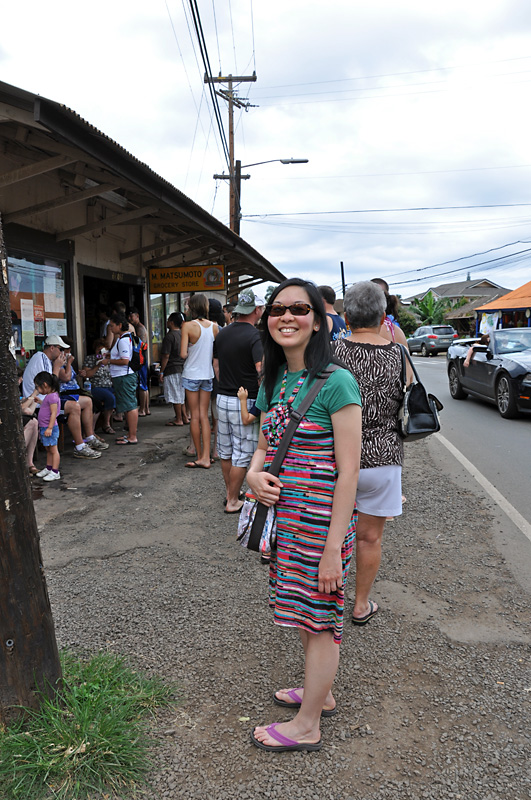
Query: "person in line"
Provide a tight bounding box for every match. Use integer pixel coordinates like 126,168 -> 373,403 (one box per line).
79,338 -> 116,434
213,289 -> 264,512
57,338 -> 109,452
334,281 -> 408,625
180,294 -> 218,469
464,334 -> 490,367
102,313 -> 139,445
237,386 -> 259,426
370,278 -> 410,349
103,301 -> 135,350
19,377 -> 39,476
22,336 -> 102,460
223,303 -> 234,325
160,312 -> 188,426
208,299 -> 226,460
33,371 -> 61,481
247,278 -> 362,753
318,285 -> 348,341
128,307 -> 150,417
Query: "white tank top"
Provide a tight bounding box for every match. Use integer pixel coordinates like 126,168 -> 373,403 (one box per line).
182,320 -> 215,380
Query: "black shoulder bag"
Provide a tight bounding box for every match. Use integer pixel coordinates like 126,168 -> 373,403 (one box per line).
397,345 -> 443,441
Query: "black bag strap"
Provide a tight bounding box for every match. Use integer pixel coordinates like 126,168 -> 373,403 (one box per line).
398,344 -> 422,389
248,364 -> 340,551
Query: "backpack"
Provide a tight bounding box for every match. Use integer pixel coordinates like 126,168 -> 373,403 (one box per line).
121,333 -> 148,372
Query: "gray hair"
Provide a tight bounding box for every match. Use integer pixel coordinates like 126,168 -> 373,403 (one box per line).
343,281 -> 386,329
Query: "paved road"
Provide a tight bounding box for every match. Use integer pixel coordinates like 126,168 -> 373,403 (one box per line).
411,353 -> 531,527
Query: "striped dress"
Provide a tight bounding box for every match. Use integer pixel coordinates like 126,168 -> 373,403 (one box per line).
262,371 -> 357,645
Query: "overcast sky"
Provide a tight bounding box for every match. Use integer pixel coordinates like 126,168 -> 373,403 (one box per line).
2,1 -> 531,298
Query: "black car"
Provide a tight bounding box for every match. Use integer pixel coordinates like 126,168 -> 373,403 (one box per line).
447,328 -> 531,418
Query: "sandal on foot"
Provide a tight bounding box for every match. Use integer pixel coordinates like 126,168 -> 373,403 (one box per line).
165,420 -> 183,426
352,600 -> 379,626
250,723 -> 322,752
273,688 -> 337,717
102,426 -> 115,435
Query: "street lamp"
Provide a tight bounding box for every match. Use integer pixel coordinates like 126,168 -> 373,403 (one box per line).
213,158 -> 308,235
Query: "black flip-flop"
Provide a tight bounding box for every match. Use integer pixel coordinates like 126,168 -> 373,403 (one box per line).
185,461 -> 210,469
352,600 -> 379,626
115,437 -> 138,446
224,505 -> 244,514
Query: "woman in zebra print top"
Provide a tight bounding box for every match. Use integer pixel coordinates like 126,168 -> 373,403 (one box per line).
334,281 -> 409,627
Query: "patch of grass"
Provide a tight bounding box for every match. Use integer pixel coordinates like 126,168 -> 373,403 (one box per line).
0,651 -> 177,800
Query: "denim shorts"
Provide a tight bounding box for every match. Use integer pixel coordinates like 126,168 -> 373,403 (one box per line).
39,425 -> 59,447
182,377 -> 213,393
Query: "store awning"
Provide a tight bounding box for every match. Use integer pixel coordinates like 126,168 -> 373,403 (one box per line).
475,281 -> 531,312
0,80 -> 285,292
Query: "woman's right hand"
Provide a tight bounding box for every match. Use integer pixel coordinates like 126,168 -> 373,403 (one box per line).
246,470 -> 283,507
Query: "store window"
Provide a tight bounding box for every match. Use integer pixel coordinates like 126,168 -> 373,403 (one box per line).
8,254 -> 67,368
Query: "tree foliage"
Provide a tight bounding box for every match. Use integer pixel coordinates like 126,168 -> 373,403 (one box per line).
397,307 -> 418,336
410,291 -> 452,325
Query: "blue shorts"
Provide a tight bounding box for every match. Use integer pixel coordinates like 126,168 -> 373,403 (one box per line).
60,393 -> 79,410
138,363 -> 149,392
39,425 -> 59,447
182,377 -> 213,393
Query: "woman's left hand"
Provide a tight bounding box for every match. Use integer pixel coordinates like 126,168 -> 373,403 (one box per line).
318,548 -> 343,594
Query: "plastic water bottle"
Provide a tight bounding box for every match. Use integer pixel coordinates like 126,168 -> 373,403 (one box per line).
84,379 -> 91,391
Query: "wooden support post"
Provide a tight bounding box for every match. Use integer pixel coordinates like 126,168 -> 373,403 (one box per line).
0,213 -> 62,723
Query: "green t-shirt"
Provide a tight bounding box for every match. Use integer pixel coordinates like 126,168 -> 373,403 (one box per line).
256,366 -> 361,431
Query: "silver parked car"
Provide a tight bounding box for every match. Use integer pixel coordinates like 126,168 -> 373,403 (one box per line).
407,324 -> 457,356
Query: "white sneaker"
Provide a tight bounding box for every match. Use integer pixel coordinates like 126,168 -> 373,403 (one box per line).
87,437 -> 109,451
73,444 -> 102,459
36,467 -> 51,478
43,471 -> 61,481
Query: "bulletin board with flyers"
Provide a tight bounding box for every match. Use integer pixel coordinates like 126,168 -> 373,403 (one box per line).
8,254 -> 67,364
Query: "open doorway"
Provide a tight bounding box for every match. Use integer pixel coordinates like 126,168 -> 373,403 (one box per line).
83,275 -> 144,348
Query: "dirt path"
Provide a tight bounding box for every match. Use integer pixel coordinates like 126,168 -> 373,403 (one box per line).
36,407 -> 530,799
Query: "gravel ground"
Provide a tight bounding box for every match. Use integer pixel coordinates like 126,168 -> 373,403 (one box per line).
34,406 -> 530,800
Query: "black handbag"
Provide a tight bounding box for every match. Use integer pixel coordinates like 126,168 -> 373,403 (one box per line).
242,365 -> 339,552
397,345 -> 443,441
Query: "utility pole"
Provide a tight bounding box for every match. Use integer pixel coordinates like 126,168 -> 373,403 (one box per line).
207,72 -> 257,234
0,213 -> 62,722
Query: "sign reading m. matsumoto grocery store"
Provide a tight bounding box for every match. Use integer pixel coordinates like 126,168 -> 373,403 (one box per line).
149,265 -> 225,293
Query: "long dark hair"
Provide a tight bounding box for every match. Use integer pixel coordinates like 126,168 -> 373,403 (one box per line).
261,278 -> 333,404
34,371 -> 60,393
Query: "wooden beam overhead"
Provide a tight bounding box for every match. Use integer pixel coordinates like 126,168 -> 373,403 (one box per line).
56,204 -> 159,242
4,182 -> 119,224
120,233 -> 189,261
0,154 -> 77,189
143,238 -> 211,266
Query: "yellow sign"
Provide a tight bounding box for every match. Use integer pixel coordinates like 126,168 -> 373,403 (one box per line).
149,264 -> 225,293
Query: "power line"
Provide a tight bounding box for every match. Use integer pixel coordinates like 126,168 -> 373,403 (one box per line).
187,0 -> 231,171
255,54 -> 531,91
244,202 -> 531,217
210,0 -> 222,73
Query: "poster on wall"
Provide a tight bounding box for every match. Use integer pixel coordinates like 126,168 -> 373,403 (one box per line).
20,298 -> 35,350
46,318 -> 68,337
34,304 -> 45,337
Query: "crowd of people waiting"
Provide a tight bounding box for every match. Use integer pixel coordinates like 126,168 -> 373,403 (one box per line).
18,277 -> 412,756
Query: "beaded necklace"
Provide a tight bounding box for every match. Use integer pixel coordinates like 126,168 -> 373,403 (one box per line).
267,368 -> 308,446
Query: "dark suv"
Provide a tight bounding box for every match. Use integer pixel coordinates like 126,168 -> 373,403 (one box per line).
407,325 -> 457,356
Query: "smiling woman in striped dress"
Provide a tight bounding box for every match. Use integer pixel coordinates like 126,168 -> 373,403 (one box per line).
246,278 -> 362,753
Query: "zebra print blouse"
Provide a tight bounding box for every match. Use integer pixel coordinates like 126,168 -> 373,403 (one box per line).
333,339 -> 404,468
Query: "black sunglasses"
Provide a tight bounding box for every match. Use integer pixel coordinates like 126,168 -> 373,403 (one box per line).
266,303 -> 314,317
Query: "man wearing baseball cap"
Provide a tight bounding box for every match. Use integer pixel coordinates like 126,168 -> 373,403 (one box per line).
213,289 -> 264,513
22,337 -> 102,460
